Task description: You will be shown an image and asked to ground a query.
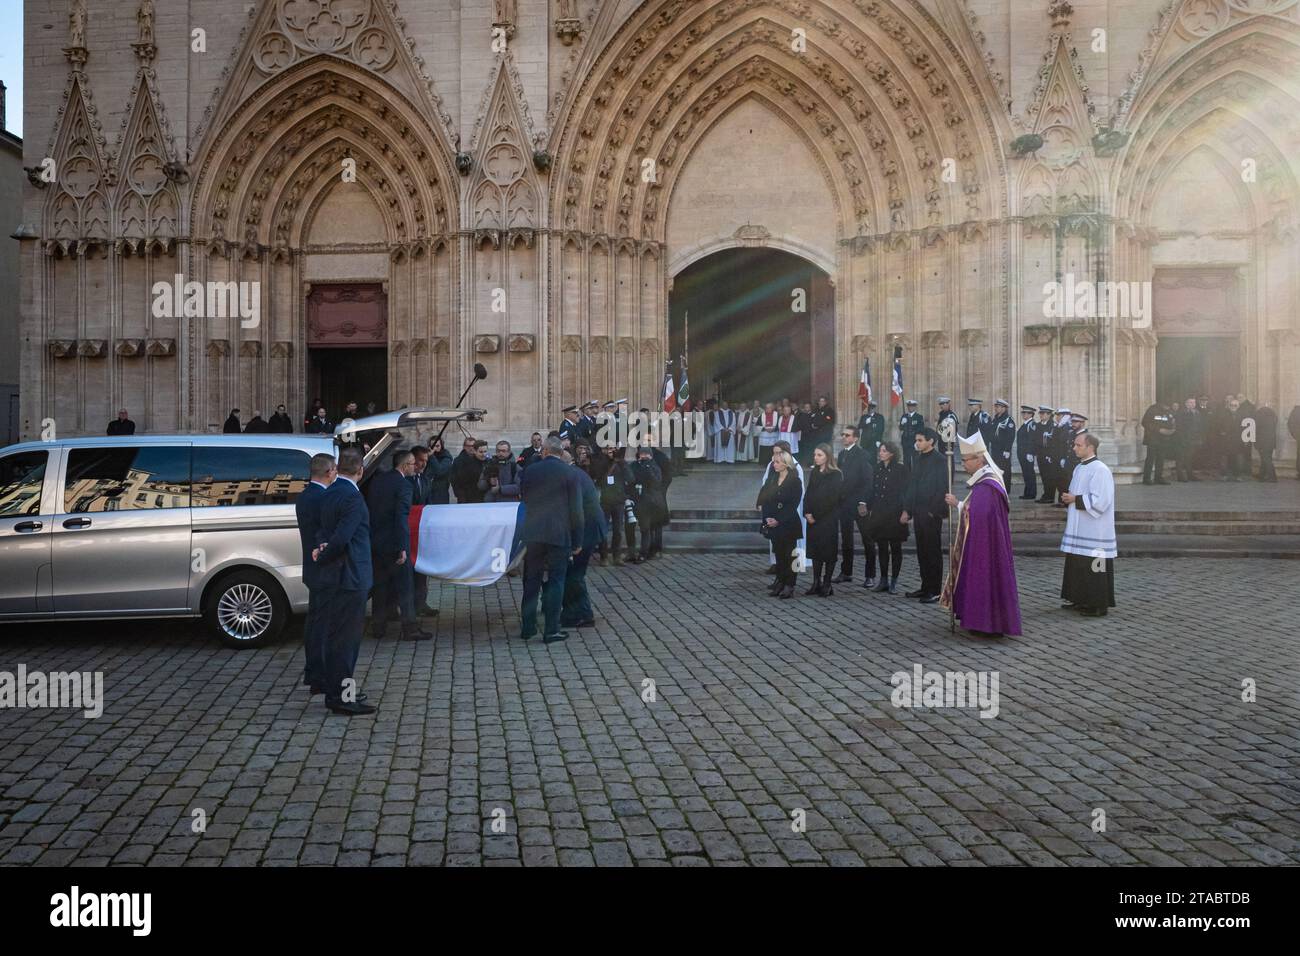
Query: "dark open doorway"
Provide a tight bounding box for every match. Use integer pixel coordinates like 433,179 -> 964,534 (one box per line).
1156,335 -> 1240,403
669,247 -> 834,406
306,283 -> 389,422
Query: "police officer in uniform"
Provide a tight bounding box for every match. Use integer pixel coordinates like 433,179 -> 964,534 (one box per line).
577,401 -> 600,446
558,406 -> 581,445
991,399 -> 1016,490
1035,405 -> 1057,503
1047,407 -> 1073,506
1056,413 -> 1089,507
1015,404 -> 1039,500
857,401 -> 886,461
966,398 -> 993,445
898,399 -> 925,471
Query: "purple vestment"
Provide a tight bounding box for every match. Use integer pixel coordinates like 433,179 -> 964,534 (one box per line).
943,476 -> 1022,636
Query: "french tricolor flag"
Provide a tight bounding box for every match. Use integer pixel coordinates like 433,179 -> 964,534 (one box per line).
891,346 -> 904,407
409,502 -> 525,585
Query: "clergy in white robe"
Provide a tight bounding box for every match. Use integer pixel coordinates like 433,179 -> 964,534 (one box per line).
704,405 -> 717,461
760,443 -> 806,569
758,404 -> 779,465
778,409 -> 799,455
1059,431 -> 1117,616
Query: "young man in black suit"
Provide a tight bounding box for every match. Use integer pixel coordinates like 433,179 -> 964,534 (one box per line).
366,449 -> 428,641
832,424 -> 875,586
518,436 -> 584,643
296,453 -> 337,696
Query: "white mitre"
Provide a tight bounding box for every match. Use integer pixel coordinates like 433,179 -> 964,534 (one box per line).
958,431 -> 1003,487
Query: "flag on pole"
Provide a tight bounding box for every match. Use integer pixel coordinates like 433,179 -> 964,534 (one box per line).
891,346 -> 904,406
858,358 -> 872,409
661,362 -> 677,414
677,356 -> 691,412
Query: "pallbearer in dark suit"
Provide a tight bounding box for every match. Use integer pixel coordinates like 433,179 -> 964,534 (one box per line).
313,448 -> 376,716
519,436 -> 585,643
991,399 -> 1016,490
1015,405 -> 1038,500
898,400 -> 924,470
366,449 -> 429,641
407,445 -> 438,618
832,424 -> 875,587
296,453 -> 337,695
560,451 -> 609,629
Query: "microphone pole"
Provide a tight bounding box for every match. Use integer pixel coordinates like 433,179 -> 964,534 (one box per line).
434,362 -> 488,445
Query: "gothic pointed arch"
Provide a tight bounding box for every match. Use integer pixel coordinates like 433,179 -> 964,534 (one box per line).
468,61 -> 542,237
113,70 -> 180,240
43,74 -> 114,245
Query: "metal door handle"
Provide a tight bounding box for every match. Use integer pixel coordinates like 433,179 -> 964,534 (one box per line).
62,517 -> 92,529
13,520 -> 43,532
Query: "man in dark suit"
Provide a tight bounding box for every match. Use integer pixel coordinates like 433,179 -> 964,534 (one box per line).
406,445 -> 438,618
107,408 -> 136,435
296,453 -> 336,695
366,448 -> 428,641
518,436 -> 584,643
269,404 -> 295,433
560,450 -> 609,630
313,448 -> 376,716
901,427 -> 948,603
832,424 -> 875,586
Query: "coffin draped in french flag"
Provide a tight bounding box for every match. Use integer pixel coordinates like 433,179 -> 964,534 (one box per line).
407,502 -> 526,586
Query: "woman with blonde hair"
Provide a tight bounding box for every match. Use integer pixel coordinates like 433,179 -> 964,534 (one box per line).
757,449 -> 804,598
803,443 -> 843,596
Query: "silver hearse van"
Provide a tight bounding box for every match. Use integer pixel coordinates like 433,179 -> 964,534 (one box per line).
0,407 -> 481,648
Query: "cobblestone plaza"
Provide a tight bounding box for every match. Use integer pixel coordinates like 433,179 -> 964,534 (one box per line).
1,552 -> 1295,867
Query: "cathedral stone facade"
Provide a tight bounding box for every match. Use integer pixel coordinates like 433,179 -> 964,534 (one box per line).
18,0 -> 1300,463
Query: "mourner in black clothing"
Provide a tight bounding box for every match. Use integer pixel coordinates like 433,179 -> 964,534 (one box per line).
305,406 -> 334,434
303,398 -> 324,432
269,405 -> 294,433
809,397 -> 836,452
590,446 -> 632,564
1289,405 -> 1300,477
793,403 -> 815,465
425,437 -> 454,504
758,449 -> 804,599
222,409 -> 242,433
866,441 -> 909,593
450,438 -> 487,503
627,446 -> 667,560
1174,397 -> 1201,481
1015,405 -> 1038,499
901,428 -> 948,602
898,400 -> 924,471
518,433 -> 545,469
802,444 -> 844,597
244,412 -> 271,433
1254,403 -> 1278,482
479,441 -> 522,501
832,424 -> 875,586
107,409 -> 136,436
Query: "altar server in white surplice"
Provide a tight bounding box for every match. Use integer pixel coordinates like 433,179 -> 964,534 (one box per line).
758,440 -> 806,571
758,402 -> 780,466
1059,430 -> 1117,618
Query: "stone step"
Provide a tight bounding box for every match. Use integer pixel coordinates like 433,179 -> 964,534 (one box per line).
659,530 -> 1300,559
665,516 -> 1300,536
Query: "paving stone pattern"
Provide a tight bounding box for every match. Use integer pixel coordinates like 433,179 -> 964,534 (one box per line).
0,555 -> 1296,866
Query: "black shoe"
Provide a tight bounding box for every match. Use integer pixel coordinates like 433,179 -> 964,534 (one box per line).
417,606 -> 439,618
777,585 -> 794,599
863,576 -> 877,589
821,584 -> 833,597
919,594 -> 940,604
308,684 -> 324,696
1080,606 -> 1109,617
873,579 -> 889,593
1037,496 -> 1054,503
905,589 -> 925,598
766,565 -> 779,575
887,579 -> 899,594
832,573 -> 853,583
402,627 -> 432,641
543,631 -> 569,644
518,631 -> 536,641
327,700 -> 377,716
803,584 -> 820,595
1061,602 -> 1078,610
1019,494 -> 1035,500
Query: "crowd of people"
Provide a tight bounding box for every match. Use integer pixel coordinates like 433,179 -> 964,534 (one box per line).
1140,394 -> 1292,484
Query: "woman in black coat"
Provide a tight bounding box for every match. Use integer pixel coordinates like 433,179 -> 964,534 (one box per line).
802,443 -> 844,596
866,440 -> 910,593
589,447 -> 632,564
425,437 -> 455,504
757,449 -> 805,599
627,447 -> 667,560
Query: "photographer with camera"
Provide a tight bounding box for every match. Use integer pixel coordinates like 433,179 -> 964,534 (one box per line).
479,440 -> 521,502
